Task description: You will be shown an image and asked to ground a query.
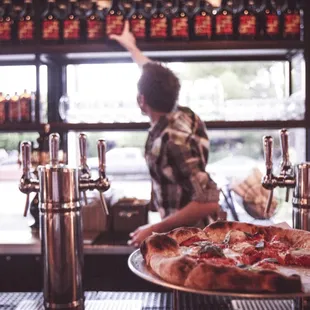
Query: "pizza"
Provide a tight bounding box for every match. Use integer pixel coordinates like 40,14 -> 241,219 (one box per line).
140,221 -> 310,293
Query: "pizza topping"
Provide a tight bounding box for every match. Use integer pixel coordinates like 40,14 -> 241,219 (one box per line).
180,236 -> 210,247
223,230 -> 248,245
268,239 -> 289,251
263,258 -> 279,264
231,241 -> 255,253
241,247 -> 262,265
198,257 -> 237,267
198,245 -> 224,258
255,240 -> 265,250
236,263 -> 249,269
192,240 -> 213,247
286,249 -> 310,267
252,258 -> 279,270
247,232 -> 265,242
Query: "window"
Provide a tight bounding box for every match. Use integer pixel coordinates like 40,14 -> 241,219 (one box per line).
65,59 -> 305,123
0,132 -> 39,216
67,128 -> 305,226
0,65 -> 48,123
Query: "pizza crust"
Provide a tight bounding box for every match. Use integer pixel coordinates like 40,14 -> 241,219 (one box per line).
204,221 -> 310,249
140,221 -> 310,293
185,262 -> 301,293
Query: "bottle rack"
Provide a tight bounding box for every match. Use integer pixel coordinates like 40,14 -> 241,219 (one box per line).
0,0 -> 304,46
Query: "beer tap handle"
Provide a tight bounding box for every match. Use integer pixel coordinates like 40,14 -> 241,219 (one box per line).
21,141 -> 32,179
97,139 -> 106,178
280,129 -> 292,202
49,133 -> 60,167
20,141 -> 32,217
280,128 -> 291,171
262,136 -> 274,216
79,133 -> 88,171
100,192 -> 109,216
265,190 -> 274,218
97,139 -> 109,215
24,193 -> 30,217
79,133 -> 91,205
263,136 -> 273,176
285,188 -> 290,202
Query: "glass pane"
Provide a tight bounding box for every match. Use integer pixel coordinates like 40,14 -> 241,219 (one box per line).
66,63 -> 148,123
40,65 -> 48,124
68,130 -> 151,200
168,61 -> 291,121
65,60 -> 305,123
0,66 -> 36,95
0,132 -> 39,216
287,54 -> 306,120
207,128 -> 306,227
0,65 -> 48,124
67,128 -> 305,226
0,128 -> 306,227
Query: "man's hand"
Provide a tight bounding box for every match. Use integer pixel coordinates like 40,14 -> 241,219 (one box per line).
109,20 -> 137,52
109,20 -> 151,66
128,223 -> 156,247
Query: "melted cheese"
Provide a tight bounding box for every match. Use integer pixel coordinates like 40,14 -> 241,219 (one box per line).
181,246 -> 201,256
231,241 -> 254,253
291,249 -> 310,257
225,230 -> 248,244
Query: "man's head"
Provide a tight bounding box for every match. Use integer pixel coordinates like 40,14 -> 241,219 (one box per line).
137,62 -> 181,115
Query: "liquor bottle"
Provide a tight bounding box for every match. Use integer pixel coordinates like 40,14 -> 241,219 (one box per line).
128,0 -> 148,40
85,0 -> 105,42
191,0 -> 213,40
20,89 -> 34,123
123,0 -> 133,16
0,0 -> 16,43
237,0 -> 258,40
0,92 -> 6,124
149,0 -> 169,41
144,0 -> 153,15
164,0 -> 174,15
170,0 -> 189,40
17,0 -> 35,43
262,0 -> 281,39
213,0 -> 234,40
185,0 -> 196,15
63,0 -> 81,43
282,0 -> 302,40
8,92 -> 20,123
41,0 -> 61,44
106,0 -> 125,37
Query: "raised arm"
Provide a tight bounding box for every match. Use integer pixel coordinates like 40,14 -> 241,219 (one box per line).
109,21 -> 152,67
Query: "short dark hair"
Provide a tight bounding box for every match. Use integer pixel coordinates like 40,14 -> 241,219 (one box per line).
137,62 -> 181,113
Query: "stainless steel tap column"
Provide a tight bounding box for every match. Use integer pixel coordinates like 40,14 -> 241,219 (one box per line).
39,133 -> 84,310
292,163 -> 310,231
19,132 -> 110,310
262,129 -> 310,231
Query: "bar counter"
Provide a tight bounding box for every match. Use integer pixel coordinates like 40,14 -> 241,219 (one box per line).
0,220 -> 308,309
0,213 -> 160,293
0,291 -> 303,310
0,229 -> 135,255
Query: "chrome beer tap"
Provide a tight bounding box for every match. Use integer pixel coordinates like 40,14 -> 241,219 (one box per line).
262,128 -> 310,231
78,133 -> 92,206
78,137 -> 110,215
19,133 -> 110,310
19,141 -> 40,217
279,129 -> 294,202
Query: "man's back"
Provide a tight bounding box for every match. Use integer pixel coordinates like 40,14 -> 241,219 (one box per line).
145,106 -> 219,218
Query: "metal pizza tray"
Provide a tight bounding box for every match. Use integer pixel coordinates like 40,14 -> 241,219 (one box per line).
128,249 -> 310,299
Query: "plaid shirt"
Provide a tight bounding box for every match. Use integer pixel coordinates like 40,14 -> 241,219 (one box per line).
145,106 -> 220,218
